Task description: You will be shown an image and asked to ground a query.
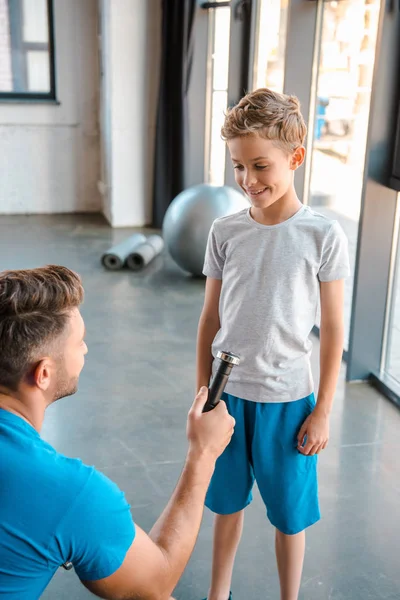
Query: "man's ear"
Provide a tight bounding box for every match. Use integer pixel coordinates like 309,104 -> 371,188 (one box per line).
291,146 -> 306,170
31,358 -> 52,391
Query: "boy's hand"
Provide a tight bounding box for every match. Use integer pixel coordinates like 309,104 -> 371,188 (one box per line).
297,407 -> 330,455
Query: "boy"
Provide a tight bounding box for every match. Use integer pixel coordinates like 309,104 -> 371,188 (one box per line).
196,88 -> 350,600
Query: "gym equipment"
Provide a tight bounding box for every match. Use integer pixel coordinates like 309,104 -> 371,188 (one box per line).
101,234 -> 146,271
203,351 -> 241,413
126,235 -> 164,271
163,184 -> 248,276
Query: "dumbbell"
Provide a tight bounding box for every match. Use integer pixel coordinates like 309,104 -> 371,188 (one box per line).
202,351 -> 240,413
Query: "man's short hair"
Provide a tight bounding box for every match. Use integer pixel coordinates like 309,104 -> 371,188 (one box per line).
0,265 -> 84,390
221,87 -> 307,153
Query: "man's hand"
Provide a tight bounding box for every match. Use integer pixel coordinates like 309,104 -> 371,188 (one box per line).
297,407 -> 330,456
83,388 -> 235,600
187,387 -> 235,461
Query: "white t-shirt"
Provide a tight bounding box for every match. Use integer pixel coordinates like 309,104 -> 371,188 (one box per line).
203,205 -> 350,403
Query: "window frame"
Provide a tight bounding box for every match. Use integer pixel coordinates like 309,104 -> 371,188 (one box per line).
0,0 -> 56,102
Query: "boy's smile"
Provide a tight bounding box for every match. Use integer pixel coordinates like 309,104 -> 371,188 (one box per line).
245,185 -> 271,197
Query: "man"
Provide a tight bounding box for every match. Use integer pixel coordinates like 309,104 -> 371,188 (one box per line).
0,265 -> 235,599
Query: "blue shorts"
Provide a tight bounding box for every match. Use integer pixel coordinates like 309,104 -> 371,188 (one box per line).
205,393 -> 320,535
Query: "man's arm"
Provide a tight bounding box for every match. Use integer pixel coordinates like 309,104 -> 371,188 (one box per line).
297,279 -> 344,456
196,277 -> 222,392
83,388 -> 234,600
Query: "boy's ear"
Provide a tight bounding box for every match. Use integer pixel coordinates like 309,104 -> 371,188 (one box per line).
290,146 -> 306,170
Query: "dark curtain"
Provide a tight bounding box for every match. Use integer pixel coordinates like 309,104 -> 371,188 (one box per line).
152,0 -> 196,228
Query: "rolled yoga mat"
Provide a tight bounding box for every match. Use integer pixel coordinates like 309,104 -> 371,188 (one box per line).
101,233 -> 147,270
125,235 -> 164,271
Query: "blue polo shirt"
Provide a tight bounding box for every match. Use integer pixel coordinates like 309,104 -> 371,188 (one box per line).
0,409 -> 135,598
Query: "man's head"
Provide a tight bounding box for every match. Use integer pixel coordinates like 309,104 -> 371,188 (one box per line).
222,88 -> 307,209
0,265 -> 87,405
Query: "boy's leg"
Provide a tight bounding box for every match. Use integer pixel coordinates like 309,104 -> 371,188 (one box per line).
275,529 -> 305,600
252,395 -> 320,600
207,510 -> 244,600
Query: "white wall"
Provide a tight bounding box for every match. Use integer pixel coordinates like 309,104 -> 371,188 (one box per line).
0,0 -> 101,214
99,0 -> 161,227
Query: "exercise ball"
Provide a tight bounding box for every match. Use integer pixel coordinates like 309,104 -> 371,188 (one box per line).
163,184 -> 249,276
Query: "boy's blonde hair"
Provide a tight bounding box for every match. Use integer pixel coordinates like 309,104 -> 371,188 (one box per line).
221,88 -> 307,153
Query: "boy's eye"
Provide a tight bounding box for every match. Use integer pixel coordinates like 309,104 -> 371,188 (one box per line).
233,164 -> 269,171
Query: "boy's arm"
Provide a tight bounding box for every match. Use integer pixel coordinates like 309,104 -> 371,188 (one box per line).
316,278 -> 345,415
196,277 -> 222,392
297,279 -> 344,455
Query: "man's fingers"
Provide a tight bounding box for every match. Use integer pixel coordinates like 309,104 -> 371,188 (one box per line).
190,391 -> 232,420
191,386 -> 209,414
215,403 -> 235,428
213,399 -> 229,415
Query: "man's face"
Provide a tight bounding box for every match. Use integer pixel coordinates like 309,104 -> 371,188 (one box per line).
52,308 -> 88,401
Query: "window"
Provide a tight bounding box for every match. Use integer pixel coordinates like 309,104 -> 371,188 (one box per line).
382,197 -> 400,386
207,3 -> 231,186
0,0 -> 56,100
253,0 -> 289,93
308,0 -> 381,349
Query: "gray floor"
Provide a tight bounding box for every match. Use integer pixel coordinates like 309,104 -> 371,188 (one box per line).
1,214 -> 400,600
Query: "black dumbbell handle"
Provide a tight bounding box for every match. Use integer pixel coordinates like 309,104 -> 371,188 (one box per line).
203,351 -> 240,412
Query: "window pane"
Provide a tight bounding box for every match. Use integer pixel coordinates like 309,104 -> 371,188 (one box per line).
212,7 -> 230,90
209,91 -> 228,186
253,0 -> 289,92
23,0 -> 48,43
207,6 -> 231,185
0,0 -> 13,91
27,50 -> 50,91
0,0 -> 53,95
308,0 -> 381,349
384,201 -> 400,382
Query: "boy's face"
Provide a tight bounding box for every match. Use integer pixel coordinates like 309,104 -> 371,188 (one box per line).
227,135 -> 304,209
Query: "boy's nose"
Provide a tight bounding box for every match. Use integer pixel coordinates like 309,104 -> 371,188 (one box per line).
243,171 -> 257,187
